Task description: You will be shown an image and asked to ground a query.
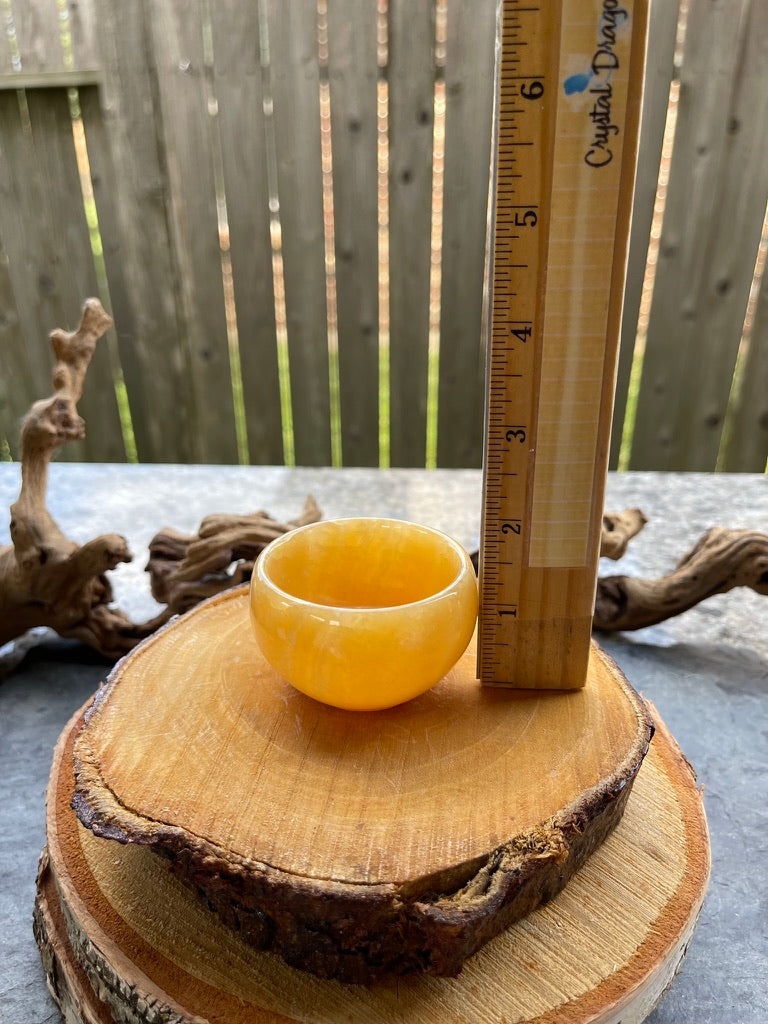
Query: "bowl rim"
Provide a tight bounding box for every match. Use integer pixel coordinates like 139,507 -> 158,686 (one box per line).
252,516 -> 476,615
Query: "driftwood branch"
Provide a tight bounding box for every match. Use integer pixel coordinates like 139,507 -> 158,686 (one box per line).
0,300 -> 317,661
0,299 -> 152,659
594,527 -> 768,631
600,508 -> 648,560
146,498 -> 322,618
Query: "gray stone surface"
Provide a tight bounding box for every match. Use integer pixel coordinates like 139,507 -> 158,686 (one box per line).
0,465 -> 765,1023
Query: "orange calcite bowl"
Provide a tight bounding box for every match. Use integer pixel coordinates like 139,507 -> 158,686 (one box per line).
250,518 -> 478,711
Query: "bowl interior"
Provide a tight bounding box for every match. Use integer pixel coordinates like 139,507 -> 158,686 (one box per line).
261,519 -> 465,610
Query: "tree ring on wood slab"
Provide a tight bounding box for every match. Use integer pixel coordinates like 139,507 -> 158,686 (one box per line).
71,586 -> 654,984
41,703 -> 708,1023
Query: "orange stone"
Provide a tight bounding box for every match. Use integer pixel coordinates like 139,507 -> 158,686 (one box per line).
250,517 -> 478,710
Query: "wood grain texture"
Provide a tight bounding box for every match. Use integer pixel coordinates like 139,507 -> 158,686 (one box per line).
435,0 -> 496,468
0,0 -> 99,82
0,89 -> 55,454
10,0 -> 67,76
326,0 -> 380,467
631,0 -> 768,470
0,6 -> 12,73
0,231 -> 28,454
387,0 -> 435,468
0,89 -> 123,461
266,0 -> 332,467
479,0 -> 649,691
0,90 -> 67,408
721,255 -> 768,471
72,587 -> 651,983
609,0 -> 681,468
87,2 -> 192,463
64,0 -> 101,77
42,699 -> 707,1023
210,0 -> 283,465
146,0 -> 239,464
1,0 -> 101,79
33,850 -> 112,1024
26,88 -> 125,463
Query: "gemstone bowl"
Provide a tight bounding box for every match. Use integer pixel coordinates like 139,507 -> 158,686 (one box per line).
249,517 -> 478,711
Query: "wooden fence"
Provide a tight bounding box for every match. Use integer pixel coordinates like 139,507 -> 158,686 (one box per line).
0,0 -> 766,470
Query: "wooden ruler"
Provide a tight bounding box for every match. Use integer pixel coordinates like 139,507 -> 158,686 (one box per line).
479,0 -> 649,689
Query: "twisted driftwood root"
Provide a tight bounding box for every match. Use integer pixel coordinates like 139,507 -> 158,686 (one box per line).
0,299 -> 154,659
600,508 -> 648,560
0,299 -> 318,662
147,497 -> 322,618
594,527 -> 768,631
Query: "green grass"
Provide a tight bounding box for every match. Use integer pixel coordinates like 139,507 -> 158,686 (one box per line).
617,347 -> 644,471
425,348 -> 440,469
328,346 -> 342,468
378,341 -> 390,469
275,338 -> 295,466
224,320 -> 250,466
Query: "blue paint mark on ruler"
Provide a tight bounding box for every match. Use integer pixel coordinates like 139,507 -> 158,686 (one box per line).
563,71 -> 592,95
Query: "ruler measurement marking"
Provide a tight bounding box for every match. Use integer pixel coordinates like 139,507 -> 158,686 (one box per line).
479,0 -> 647,687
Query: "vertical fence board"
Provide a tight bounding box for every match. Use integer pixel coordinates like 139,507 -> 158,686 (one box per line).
631,0 -> 768,470
609,0 -> 680,468
0,95 -> 52,450
79,84 -> 159,462
89,2 -> 191,463
387,0 -> 435,468
2,0 -> 101,78
65,0 -> 100,72
0,11 -> 13,72
10,0 -> 67,75
326,1 -> 380,466
0,238 -> 29,454
436,0 -> 496,468
147,0 -> 238,463
266,0 -> 331,466
25,88 -> 125,461
0,89 -> 124,461
721,263 -> 768,471
687,0 -> 768,470
210,0 -> 283,464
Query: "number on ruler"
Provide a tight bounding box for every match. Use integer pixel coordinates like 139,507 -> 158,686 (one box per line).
501,519 -> 522,535
514,210 -> 537,227
506,426 -> 527,443
520,80 -> 544,100
510,324 -> 531,343
497,606 -> 518,618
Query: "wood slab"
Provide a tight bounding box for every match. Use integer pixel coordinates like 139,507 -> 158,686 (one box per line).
34,848 -> 113,1024
71,588 -> 653,982
39,701 -> 708,1024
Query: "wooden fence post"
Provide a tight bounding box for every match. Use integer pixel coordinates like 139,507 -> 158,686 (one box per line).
631,0 -> 768,470
388,0 -> 436,468
721,261 -> 768,470
436,0 -> 497,468
265,0 -> 332,467
210,0 -> 284,465
326,1 -> 380,467
610,0 -> 681,468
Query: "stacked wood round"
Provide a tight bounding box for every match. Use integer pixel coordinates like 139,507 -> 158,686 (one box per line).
36,589 -> 709,1023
